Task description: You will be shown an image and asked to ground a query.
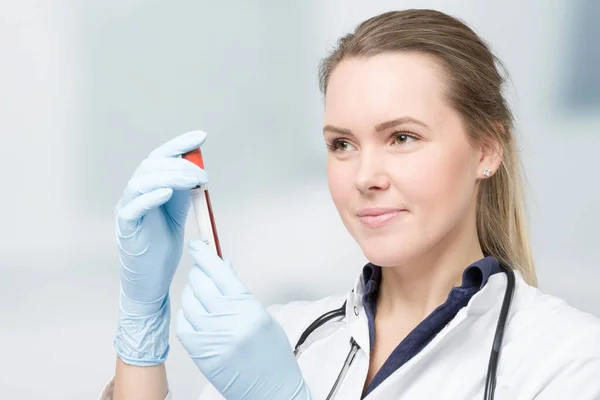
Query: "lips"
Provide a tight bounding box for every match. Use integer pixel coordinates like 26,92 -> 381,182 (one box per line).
357,208 -> 406,229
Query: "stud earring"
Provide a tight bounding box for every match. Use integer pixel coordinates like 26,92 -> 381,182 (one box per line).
483,168 -> 491,177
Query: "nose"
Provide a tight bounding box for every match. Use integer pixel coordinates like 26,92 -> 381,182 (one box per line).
354,152 -> 391,193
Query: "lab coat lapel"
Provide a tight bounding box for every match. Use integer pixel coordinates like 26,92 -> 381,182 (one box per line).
346,273 -> 371,356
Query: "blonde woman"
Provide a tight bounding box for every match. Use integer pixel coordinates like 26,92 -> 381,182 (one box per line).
103,9 -> 600,400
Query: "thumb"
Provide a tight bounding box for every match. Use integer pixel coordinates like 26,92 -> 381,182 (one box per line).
222,259 -> 238,277
163,189 -> 192,228
117,188 -> 173,237
188,240 -> 248,296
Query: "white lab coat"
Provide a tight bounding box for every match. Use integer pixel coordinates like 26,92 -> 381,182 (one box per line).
196,269 -> 600,399
100,269 -> 600,399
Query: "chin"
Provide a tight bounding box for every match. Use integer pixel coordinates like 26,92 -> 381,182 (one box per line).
358,233 -> 423,267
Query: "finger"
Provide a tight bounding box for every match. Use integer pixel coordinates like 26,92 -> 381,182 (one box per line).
175,309 -> 216,360
117,188 -> 173,236
174,309 -> 202,356
187,263 -> 226,313
135,156 -> 207,177
222,259 -> 238,277
175,308 -> 197,338
175,308 -> 196,333
188,240 -> 249,296
129,157 -> 207,222
148,130 -> 207,159
180,284 -> 209,332
175,308 -> 197,335
122,169 -> 208,206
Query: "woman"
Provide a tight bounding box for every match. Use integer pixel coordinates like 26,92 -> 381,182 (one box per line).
102,9 -> 600,400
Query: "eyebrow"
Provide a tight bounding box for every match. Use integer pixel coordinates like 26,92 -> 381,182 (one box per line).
323,116 -> 429,136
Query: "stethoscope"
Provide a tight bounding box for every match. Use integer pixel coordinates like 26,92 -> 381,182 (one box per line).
293,264 -> 516,400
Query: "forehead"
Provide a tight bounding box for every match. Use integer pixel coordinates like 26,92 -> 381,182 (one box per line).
324,53 -> 452,128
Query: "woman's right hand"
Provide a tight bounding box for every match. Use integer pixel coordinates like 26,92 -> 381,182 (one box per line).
114,130 -> 209,366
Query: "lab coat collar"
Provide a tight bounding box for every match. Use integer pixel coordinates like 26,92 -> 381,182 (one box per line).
345,260 -> 512,352
346,275 -> 371,355
360,256 -> 502,296
461,270 -> 509,315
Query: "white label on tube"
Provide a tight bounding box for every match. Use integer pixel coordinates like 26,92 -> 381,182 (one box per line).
190,185 -> 217,253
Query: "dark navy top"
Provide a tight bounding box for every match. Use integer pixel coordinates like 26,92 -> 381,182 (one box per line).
361,256 -> 503,398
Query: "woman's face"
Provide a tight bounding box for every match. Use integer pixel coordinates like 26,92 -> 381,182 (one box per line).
324,53 -> 490,267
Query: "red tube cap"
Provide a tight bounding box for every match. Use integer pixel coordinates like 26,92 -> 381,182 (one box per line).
182,148 -> 204,169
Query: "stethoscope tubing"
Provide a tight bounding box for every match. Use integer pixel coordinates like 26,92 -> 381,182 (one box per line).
293,265 -> 516,400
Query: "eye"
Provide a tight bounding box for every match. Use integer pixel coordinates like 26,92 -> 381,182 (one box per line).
326,138 -> 355,152
392,132 -> 418,145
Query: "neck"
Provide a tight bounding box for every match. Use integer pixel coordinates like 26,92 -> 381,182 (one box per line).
376,218 -> 484,322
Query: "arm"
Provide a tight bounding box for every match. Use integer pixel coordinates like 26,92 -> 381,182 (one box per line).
104,131 -> 209,400
113,358 -> 168,400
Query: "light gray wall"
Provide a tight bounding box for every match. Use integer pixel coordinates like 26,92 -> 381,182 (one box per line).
1,1 -> 597,398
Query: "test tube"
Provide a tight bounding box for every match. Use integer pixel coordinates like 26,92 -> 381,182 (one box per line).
182,148 -> 222,258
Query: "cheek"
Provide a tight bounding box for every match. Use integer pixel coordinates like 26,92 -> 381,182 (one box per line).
399,145 -> 475,213
327,160 -> 350,209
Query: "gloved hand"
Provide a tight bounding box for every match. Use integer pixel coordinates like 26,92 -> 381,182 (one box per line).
114,131 -> 209,366
176,240 -> 312,400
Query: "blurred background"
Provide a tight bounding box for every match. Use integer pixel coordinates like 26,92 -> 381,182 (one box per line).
1,1 -> 598,398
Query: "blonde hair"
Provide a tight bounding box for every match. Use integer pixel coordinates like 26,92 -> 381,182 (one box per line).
318,9 -> 537,286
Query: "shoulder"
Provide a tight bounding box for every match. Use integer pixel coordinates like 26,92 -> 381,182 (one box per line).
510,273 -> 600,349
501,273 -> 600,395
267,294 -> 347,347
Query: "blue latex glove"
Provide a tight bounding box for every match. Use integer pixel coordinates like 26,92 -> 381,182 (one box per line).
114,131 -> 209,366
176,240 -> 312,400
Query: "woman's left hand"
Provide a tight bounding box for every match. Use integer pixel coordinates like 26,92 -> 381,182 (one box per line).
176,240 -> 312,400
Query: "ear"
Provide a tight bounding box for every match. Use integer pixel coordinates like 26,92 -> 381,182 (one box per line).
477,124 -> 504,179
